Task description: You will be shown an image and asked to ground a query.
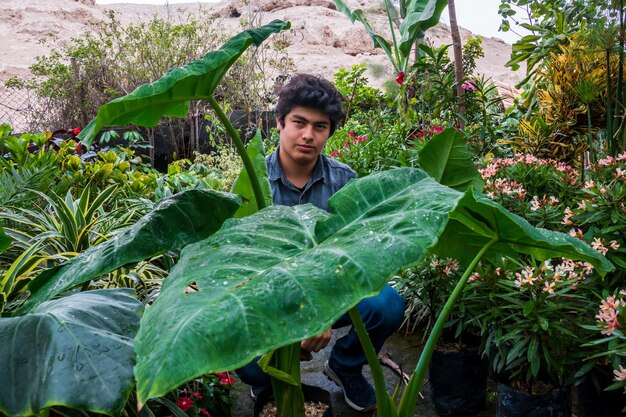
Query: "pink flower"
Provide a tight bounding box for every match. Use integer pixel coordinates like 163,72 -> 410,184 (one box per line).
200,409 -> 212,417
461,81 -> 477,91
395,72 -> 405,85
176,397 -> 193,411
431,126 -> 443,134
71,127 -> 81,135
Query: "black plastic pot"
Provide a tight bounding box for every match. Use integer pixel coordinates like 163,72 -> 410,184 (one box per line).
576,365 -> 626,417
429,348 -> 489,417
253,384 -> 333,417
496,382 -> 571,417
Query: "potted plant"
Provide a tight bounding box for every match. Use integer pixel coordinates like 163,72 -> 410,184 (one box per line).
396,255 -> 489,417
472,256 -> 598,417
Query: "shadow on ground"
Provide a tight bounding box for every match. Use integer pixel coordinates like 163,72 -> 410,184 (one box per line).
230,329 -> 499,417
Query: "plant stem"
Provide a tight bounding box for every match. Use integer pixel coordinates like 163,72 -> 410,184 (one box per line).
348,307 -> 395,416
207,96 -> 267,210
586,106 -> 595,164
397,236 -> 498,417
271,343 -> 306,417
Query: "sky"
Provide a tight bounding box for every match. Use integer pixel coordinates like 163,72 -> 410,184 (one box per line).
95,0 -> 528,45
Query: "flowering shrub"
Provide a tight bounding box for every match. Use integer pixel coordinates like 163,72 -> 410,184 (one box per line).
584,290 -> 626,392
165,373 -> 235,417
474,257 -> 597,388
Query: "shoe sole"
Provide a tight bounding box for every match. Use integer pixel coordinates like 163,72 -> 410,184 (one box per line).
323,361 -> 376,413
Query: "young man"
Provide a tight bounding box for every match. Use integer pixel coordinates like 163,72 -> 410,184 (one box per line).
237,74 -> 405,412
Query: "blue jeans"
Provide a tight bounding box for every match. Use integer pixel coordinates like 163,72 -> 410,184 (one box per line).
237,285 -> 405,387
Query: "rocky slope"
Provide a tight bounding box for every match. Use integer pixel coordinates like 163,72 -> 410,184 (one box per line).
0,0 -> 524,86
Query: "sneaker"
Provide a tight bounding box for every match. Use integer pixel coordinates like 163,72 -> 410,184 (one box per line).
249,385 -> 269,401
324,360 -> 376,412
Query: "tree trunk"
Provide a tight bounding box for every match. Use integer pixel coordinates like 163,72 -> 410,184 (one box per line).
448,0 -> 465,128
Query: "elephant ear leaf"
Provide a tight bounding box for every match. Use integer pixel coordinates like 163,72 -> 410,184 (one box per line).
134,168 -> 464,403
434,188 -> 614,275
0,289 -> 142,417
231,130 -> 272,218
77,20 -> 291,147
418,128 -> 484,192
18,189 -> 241,314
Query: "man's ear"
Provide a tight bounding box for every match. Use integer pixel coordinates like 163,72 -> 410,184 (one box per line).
275,116 -> 283,131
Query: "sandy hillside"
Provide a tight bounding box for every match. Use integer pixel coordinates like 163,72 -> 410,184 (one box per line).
0,0 -> 525,130
0,0 -> 525,84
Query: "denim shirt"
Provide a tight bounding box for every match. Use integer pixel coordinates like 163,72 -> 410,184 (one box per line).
266,148 -> 357,212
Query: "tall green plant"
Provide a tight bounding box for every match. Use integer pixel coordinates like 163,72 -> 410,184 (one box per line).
332,0 -> 448,74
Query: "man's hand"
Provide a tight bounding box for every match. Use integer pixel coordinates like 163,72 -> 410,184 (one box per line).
300,327 -> 332,360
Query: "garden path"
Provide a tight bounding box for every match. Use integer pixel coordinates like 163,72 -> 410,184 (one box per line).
230,328 -> 499,417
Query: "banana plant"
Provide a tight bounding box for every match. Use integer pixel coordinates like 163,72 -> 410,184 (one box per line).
332,0 -> 449,73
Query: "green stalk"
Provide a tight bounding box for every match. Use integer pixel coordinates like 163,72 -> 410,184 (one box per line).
397,237 -> 498,417
348,307 -> 396,416
207,96 -> 267,210
271,343 -> 306,417
382,0 -> 401,71
586,106 -> 595,164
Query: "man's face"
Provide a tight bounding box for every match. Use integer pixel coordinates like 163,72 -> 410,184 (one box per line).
277,106 -> 331,168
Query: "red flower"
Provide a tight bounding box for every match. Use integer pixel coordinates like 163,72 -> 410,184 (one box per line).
176,397 -> 193,411
192,391 -> 202,399
200,409 -> 212,417
395,72 -> 405,85
216,372 -> 235,385
431,126 -> 443,134
75,143 -> 83,154
71,128 -> 81,135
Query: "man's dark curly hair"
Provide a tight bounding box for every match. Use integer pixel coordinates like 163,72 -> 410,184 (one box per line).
275,74 -> 345,136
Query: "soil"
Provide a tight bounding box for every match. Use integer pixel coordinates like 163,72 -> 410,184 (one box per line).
259,401 -> 329,417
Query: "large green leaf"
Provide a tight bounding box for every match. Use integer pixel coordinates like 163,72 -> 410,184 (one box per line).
418,128 -> 484,192
398,0 -> 448,67
0,289 -> 142,417
77,20 -> 291,147
433,188 -> 614,275
231,130 -> 272,218
332,0 -> 397,70
18,189 -> 241,314
134,168 -> 463,403
0,223 -> 10,253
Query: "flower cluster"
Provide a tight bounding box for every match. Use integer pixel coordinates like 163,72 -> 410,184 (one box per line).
511,259 -> 594,293
461,80 -> 477,91
596,290 -> 626,336
329,131 -> 367,158
169,372 -> 236,417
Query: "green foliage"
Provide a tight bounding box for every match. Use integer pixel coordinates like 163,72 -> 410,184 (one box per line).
333,64 -> 384,116
7,10 -> 228,129
332,0 -> 448,73
78,20 -> 291,147
18,189 -> 242,315
0,289 -> 142,417
462,35 -> 485,76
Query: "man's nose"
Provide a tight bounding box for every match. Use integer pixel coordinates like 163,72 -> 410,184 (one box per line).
302,125 -> 315,140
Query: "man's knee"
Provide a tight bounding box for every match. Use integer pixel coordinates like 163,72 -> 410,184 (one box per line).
358,285 -> 405,331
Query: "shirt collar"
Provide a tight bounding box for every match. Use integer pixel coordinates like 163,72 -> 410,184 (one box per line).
267,147 -> 327,184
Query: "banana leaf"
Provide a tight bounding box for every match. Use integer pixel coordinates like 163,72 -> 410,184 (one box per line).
418,128 -> 484,192
77,20 -> 291,147
398,0 -> 449,66
18,189 -> 241,314
133,167 -> 612,403
0,289 -> 142,417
